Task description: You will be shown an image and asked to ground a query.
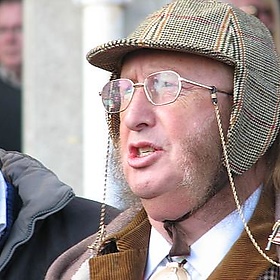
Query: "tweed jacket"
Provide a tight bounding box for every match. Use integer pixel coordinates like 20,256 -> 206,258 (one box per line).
45,188 -> 280,279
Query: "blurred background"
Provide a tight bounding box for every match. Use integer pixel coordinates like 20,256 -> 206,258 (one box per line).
22,0 -> 170,207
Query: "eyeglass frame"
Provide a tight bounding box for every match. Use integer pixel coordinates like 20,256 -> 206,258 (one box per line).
99,70 -> 233,113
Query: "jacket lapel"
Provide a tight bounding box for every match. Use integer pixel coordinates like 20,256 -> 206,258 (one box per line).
208,187 -> 277,279
89,209 -> 151,280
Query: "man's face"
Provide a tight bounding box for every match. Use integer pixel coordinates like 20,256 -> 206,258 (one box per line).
0,2 -> 22,73
118,50 -> 233,222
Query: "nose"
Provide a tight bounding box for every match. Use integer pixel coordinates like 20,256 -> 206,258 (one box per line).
121,85 -> 156,131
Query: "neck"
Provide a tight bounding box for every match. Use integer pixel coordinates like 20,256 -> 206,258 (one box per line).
149,160 -> 266,246
0,64 -> 22,86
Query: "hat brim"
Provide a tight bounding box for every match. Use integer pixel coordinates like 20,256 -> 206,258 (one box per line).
86,38 -> 234,74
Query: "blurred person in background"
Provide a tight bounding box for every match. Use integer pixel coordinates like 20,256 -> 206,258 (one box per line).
0,0 -> 22,151
222,0 -> 280,52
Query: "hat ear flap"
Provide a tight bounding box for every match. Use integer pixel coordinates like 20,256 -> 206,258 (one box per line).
106,71 -> 121,146
106,113 -> 120,147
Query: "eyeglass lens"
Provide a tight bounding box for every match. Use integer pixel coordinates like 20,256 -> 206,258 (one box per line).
101,71 -> 181,113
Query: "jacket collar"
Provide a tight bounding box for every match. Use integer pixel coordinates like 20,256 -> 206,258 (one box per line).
0,149 -> 74,269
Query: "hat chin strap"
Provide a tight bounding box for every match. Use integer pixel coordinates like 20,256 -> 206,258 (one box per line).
163,186 -> 223,257
162,172 -> 227,256
211,89 -> 280,267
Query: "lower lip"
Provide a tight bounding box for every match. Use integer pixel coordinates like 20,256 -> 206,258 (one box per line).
127,150 -> 162,168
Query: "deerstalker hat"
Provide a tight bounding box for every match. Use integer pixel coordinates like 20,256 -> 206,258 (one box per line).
87,0 -> 280,175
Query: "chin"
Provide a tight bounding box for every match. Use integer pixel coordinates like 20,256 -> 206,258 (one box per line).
140,196 -> 190,222
129,183 -> 159,199
133,191 -> 157,200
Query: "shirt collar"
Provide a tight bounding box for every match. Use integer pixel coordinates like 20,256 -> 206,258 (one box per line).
145,186 -> 262,279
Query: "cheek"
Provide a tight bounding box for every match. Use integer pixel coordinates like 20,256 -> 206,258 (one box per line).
119,121 -> 130,157
170,102 -> 216,139
119,119 -> 128,141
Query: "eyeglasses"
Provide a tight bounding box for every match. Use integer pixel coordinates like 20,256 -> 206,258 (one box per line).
100,70 -> 232,113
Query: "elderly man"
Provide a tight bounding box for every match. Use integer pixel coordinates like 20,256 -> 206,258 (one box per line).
46,0 -> 280,279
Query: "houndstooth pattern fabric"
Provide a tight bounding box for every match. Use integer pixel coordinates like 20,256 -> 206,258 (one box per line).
259,266 -> 280,279
87,0 -> 280,175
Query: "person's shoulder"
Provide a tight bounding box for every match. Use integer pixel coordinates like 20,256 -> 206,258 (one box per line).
63,196 -> 121,224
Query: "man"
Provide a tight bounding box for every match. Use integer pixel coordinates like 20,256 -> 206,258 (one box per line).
0,0 -> 22,151
0,149 -> 120,280
45,0 -> 280,279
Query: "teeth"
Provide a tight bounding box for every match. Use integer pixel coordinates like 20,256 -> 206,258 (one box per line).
137,147 -> 154,157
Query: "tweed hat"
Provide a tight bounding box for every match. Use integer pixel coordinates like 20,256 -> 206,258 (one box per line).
87,0 -> 280,175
